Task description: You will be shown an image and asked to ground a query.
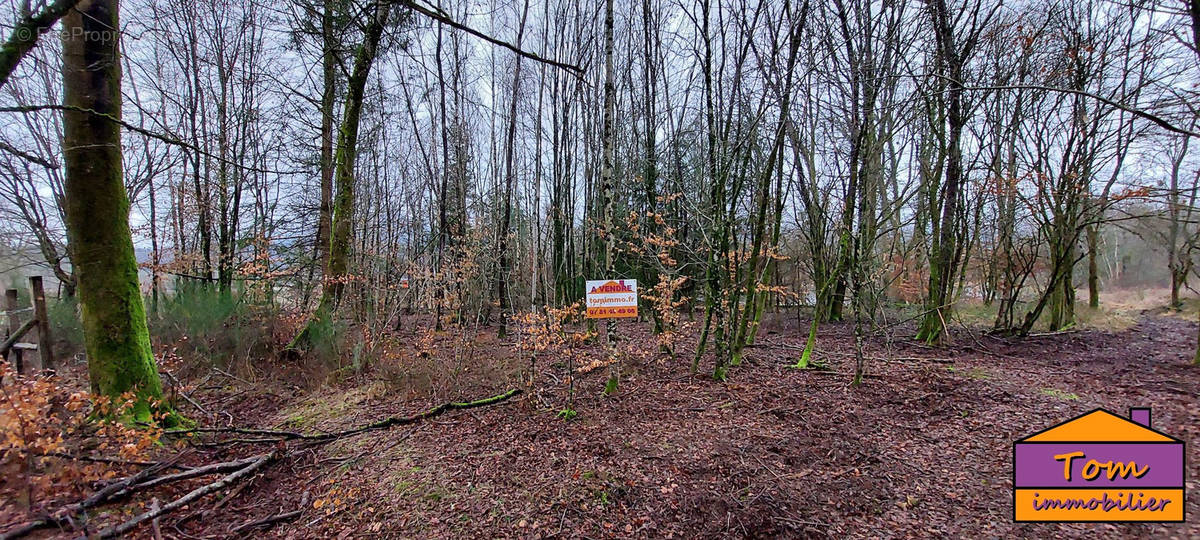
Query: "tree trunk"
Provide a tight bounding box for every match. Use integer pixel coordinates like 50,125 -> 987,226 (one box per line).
641,0 -> 662,335
916,0 -> 968,345
496,0 -> 530,338
292,0 -> 390,349
600,0 -> 618,371
61,0 -> 172,424
1086,223 -> 1099,308
1195,311 -> 1200,365
304,0 -> 337,308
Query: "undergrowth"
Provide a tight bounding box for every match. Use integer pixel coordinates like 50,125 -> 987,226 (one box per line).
0,361 -> 166,517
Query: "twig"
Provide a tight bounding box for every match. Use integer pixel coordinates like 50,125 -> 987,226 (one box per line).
812,350 -> 955,364
1025,329 -> 1079,338
808,371 -> 883,379
230,490 -> 310,534
212,367 -> 253,386
208,475 -> 254,514
150,498 -> 163,540
161,370 -> 209,416
397,0 -> 585,77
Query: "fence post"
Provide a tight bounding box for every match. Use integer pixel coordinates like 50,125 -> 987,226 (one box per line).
5,289 -> 21,373
30,277 -> 54,371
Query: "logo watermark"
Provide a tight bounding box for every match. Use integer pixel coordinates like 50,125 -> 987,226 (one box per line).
1013,407 -> 1185,522
15,25 -> 120,42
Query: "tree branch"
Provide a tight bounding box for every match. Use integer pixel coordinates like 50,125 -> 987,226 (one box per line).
398,0 -> 585,77
166,388 -> 522,442
0,0 -> 82,90
940,77 -> 1200,138
0,104 -> 306,175
86,451 -> 281,539
0,140 -> 56,169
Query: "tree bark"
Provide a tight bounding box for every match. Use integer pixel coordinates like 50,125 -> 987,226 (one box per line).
600,0 -> 617,354
293,0 -> 391,349
1086,223 -> 1099,308
60,0 -> 171,423
496,0 -> 530,338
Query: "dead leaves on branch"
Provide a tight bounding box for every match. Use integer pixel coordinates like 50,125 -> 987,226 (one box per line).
0,361 -> 169,521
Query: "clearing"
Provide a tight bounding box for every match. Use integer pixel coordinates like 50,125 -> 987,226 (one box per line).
116,313 -> 1200,538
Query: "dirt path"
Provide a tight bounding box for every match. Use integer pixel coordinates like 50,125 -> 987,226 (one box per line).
191,314 -> 1199,539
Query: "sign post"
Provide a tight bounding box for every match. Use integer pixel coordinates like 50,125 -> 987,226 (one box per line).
585,279 -> 638,319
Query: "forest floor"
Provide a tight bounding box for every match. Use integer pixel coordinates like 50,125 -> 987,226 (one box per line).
10,310 -> 1200,538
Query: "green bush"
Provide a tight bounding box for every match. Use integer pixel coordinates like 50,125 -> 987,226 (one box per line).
151,283 -> 274,370
299,310 -> 349,371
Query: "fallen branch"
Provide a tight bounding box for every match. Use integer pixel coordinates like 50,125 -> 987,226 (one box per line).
0,453 -> 268,540
165,388 -> 523,442
230,490 -> 310,534
1,459 -> 173,540
309,388 -> 523,441
106,453 -> 270,499
149,498 -> 163,540
0,317 -> 37,356
754,342 -> 952,364
5,390 -> 520,539
808,370 -> 883,379
1026,329 -> 1079,338
820,351 -> 954,364
84,450 -> 280,539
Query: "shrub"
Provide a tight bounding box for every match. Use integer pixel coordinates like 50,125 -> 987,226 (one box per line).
150,283 -> 277,374
0,361 -> 163,514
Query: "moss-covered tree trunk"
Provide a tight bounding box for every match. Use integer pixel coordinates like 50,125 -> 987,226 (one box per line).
1086,224 -> 1100,308
61,0 -> 169,423
1194,311 -> 1200,365
292,0 -> 390,350
916,0 -> 967,345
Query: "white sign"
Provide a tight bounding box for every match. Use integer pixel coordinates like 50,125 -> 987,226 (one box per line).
585,279 -> 638,319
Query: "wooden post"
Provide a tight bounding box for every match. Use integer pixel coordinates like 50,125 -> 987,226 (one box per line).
5,289 -> 21,373
30,276 -> 53,371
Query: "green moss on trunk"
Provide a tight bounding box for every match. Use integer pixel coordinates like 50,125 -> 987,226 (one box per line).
293,1 -> 390,352
795,316 -> 818,369
61,0 -> 173,425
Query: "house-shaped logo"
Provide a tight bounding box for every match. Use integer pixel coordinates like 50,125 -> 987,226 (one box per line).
1013,407 -> 1185,522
